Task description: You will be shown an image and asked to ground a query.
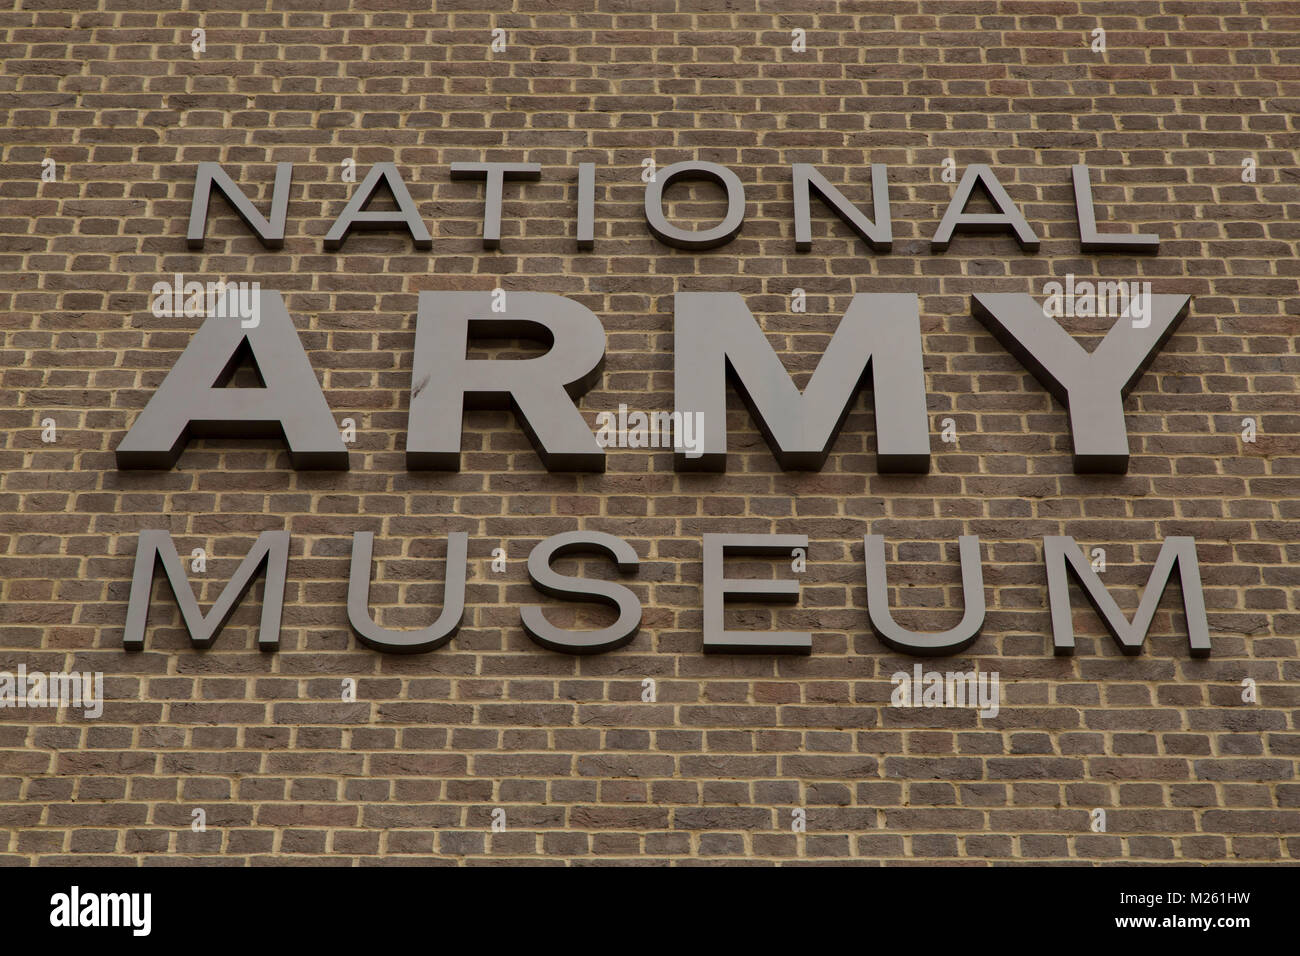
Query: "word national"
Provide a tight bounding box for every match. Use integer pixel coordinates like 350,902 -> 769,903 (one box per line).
185,160 -> 1161,255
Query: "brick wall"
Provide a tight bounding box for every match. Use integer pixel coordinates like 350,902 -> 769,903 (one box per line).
1,1 -> 1297,864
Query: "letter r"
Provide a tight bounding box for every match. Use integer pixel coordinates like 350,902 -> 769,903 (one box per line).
407,291 -> 606,470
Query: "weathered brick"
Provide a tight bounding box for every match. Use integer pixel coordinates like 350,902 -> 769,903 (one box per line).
0,3 -> 1295,868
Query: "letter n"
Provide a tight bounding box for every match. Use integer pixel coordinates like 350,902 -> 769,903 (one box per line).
123,530 -> 290,650
791,163 -> 891,252
187,162 -> 292,249
1044,536 -> 1210,657
675,292 -> 930,472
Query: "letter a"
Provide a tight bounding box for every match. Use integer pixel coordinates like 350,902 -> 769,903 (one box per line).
116,290 -> 347,469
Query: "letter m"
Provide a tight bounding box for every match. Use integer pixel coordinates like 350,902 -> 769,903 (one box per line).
674,292 -> 930,472
124,530 -> 290,650
1045,536 -> 1210,657
101,894 -> 129,927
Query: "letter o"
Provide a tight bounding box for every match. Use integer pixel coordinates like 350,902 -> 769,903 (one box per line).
644,161 -> 745,250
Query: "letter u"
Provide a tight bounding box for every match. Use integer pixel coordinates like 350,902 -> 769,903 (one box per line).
862,534 -> 985,655
348,531 -> 468,652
